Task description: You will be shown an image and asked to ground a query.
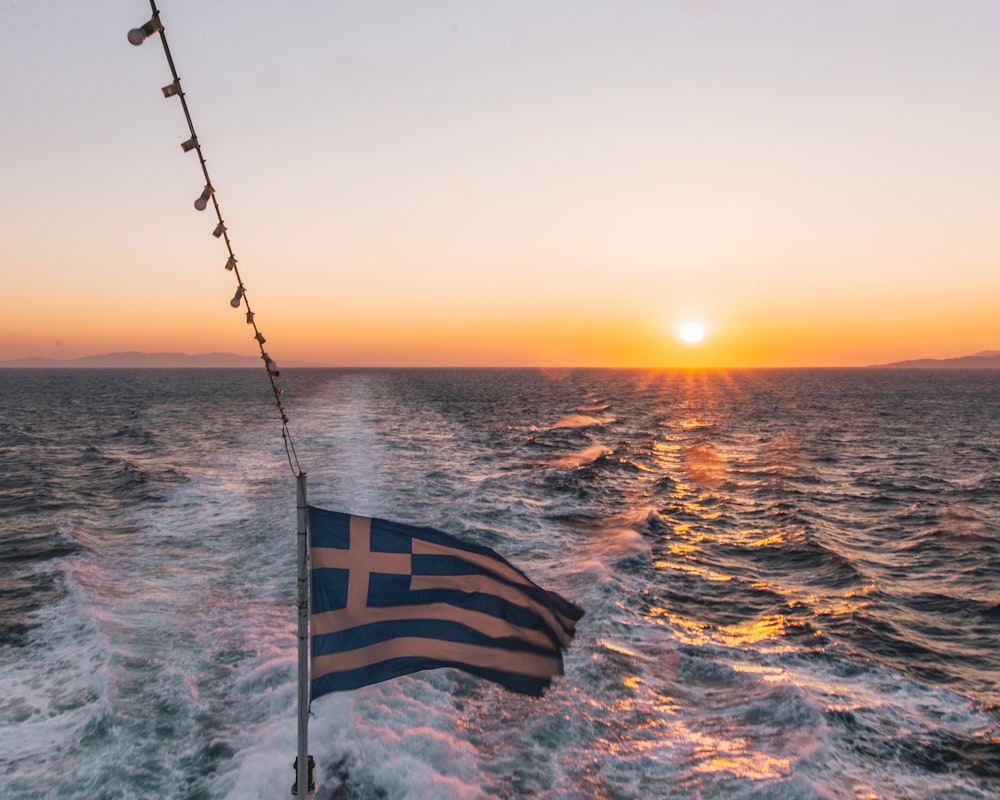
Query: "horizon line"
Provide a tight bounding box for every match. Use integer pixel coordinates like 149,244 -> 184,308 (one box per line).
2,349 -> 998,371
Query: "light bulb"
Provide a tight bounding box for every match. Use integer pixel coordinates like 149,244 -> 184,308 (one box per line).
194,185 -> 212,211
127,17 -> 161,46
181,136 -> 198,152
161,81 -> 181,98
225,256 -> 236,271
230,286 -> 244,307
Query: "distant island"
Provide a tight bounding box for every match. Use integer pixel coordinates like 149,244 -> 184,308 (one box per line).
0,351 -> 324,368
869,350 -> 1000,369
3,350 -> 1000,369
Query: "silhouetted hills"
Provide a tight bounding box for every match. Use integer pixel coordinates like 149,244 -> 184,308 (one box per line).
0,351 -> 323,368
870,351 -> 1000,369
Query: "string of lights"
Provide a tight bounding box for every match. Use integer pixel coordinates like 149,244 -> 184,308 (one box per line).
128,1 -> 302,477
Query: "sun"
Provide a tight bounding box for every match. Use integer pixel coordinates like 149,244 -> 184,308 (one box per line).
679,321 -> 705,344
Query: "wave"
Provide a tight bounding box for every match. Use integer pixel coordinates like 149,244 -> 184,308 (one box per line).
575,403 -> 610,413
547,444 -> 614,469
548,413 -> 616,430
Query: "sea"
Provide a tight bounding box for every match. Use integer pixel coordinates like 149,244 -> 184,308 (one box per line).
1,367 -> 998,800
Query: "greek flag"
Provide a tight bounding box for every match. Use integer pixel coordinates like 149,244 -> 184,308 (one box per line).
309,507 -> 584,698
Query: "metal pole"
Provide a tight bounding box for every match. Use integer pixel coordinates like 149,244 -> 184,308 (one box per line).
294,471 -> 312,797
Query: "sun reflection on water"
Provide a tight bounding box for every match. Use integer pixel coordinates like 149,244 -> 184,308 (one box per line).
691,749 -> 792,781
583,369 -> 942,794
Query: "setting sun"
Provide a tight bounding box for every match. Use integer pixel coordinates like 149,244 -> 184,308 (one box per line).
679,321 -> 706,344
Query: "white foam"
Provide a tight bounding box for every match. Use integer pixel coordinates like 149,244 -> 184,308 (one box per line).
548,413 -> 616,430
547,444 -> 613,469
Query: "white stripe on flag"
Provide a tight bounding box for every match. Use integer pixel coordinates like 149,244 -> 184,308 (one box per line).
411,573 -> 574,646
312,637 -> 563,681
411,538 -> 536,588
311,602 -> 558,651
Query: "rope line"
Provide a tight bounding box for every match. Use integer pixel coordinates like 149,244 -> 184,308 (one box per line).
131,1 -> 302,477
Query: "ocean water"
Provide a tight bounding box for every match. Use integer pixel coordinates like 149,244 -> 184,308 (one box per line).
1,367 -> 998,799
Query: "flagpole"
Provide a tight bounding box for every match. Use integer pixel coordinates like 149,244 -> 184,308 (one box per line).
294,470 -> 314,798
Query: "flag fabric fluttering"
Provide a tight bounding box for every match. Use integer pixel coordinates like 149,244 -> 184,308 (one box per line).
309,507 -> 584,698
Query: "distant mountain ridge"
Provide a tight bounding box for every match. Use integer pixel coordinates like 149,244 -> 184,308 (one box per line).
4,350 -> 999,369
870,350 -> 1000,369
0,351 -> 323,368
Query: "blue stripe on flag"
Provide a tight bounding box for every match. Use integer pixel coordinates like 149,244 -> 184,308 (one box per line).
312,656 -> 557,698
362,572 -> 566,645
308,506 -> 583,697
313,618 -> 555,656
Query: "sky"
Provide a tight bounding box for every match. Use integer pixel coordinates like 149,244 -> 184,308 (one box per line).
1,0 -> 998,368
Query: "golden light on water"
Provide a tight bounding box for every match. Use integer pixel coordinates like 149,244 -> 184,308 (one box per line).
586,369 -> 908,792
717,616 -> 790,647
692,750 -> 793,781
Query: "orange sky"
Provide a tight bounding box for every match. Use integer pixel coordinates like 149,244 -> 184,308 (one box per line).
2,1 -> 999,367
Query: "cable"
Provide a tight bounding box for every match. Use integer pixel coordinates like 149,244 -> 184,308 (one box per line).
130,1 -> 302,477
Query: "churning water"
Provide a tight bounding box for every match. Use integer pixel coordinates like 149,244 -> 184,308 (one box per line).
2,368 -> 998,798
